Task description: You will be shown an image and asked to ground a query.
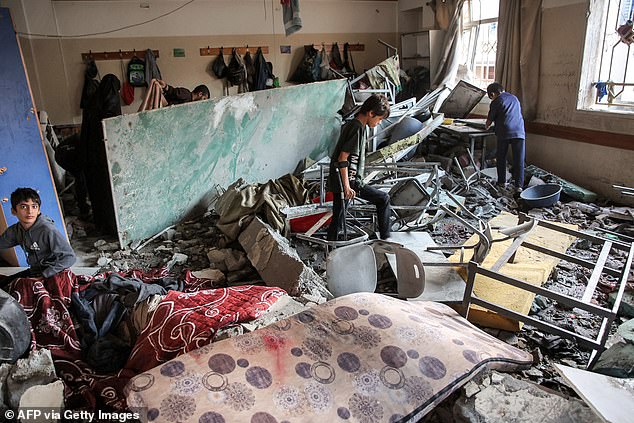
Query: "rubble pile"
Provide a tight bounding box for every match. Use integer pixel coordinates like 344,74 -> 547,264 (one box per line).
58,149 -> 634,421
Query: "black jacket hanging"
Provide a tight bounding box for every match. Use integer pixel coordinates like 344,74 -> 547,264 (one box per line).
254,47 -> 273,90
290,45 -> 319,83
244,50 -> 256,91
342,43 -> 356,76
212,48 -> 227,79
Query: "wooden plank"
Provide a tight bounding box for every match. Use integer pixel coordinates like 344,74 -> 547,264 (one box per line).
305,212 -> 333,237
581,241 -> 612,303
200,46 -> 269,56
81,49 -> 159,62
525,121 -> 634,151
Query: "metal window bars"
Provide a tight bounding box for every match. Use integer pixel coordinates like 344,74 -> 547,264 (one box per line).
594,0 -> 634,107
460,213 -> 634,368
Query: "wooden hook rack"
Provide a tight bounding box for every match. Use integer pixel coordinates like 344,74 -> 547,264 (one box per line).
200,46 -> 269,56
309,43 -> 365,52
81,49 -> 160,62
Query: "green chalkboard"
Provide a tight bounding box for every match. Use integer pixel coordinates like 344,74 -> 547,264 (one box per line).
103,80 -> 346,245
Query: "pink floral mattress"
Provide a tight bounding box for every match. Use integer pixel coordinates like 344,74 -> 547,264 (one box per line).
126,293 -> 532,422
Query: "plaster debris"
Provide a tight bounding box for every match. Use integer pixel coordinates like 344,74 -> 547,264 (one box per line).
449,371 -> 596,423
19,380 -> 65,420
239,217 -> 330,298
6,349 -> 57,409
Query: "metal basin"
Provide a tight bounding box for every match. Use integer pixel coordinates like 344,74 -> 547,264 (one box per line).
520,184 -> 562,208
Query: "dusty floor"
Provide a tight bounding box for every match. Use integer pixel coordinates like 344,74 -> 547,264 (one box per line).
59,165 -> 634,421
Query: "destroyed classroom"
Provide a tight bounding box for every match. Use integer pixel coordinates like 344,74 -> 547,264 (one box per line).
1,0 -> 634,422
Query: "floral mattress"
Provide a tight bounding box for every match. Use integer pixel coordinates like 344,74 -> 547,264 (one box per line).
127,293 -> 533,422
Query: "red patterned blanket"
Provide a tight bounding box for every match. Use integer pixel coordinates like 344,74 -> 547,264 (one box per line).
3,269 -> 285,410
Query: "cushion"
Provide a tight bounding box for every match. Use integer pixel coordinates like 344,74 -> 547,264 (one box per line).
126,293 -> 532,422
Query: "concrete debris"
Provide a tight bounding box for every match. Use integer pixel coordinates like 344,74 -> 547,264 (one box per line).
166,252 -> 188,270
617,318 -> 634,343
19,380 -> 65,420
608,289 -> 634,318
5,349 -> 58,409
241,295 -> 309,333
207,248 -> 248,272
191,268 -> 227,285
451,371 -> 596,423
239,217 -> 331,298
592,318 -> 634,378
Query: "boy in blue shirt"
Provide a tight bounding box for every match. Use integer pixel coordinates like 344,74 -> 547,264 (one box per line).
485,82 -> 526,192
0,188 -> 76,281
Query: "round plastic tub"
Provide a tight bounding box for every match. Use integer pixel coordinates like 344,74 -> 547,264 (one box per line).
519,184 -> 562,208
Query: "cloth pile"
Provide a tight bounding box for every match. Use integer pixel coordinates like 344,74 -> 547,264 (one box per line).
2,269 -> 285,410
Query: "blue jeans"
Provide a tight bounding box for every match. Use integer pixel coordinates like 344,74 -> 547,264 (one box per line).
497,137 -> 525,188
327,184 -> 391,241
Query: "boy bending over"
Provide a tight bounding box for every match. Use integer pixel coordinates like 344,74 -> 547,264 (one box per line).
0,188 -> 76,279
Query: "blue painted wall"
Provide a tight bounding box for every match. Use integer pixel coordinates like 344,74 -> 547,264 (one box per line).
0,8 -> 67,266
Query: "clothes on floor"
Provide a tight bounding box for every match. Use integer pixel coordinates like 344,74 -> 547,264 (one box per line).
70,273 -> 181,373
2,267 -> 283,410
215,173 -> 309,240
0,215 -> 76,278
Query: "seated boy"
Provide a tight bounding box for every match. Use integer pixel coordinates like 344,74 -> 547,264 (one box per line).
326,94 -> 392,241
0,188 -> 76,280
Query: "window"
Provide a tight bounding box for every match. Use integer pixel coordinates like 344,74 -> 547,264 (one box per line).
579,0 -> 634,112
459,0 -> 499,89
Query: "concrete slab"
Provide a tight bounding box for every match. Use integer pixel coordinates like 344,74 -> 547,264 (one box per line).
555,363 -> 634,423
449,212 -> 577,331
385,232 -> 465,303
0,267 -> 99,277
239,217 -> 329,298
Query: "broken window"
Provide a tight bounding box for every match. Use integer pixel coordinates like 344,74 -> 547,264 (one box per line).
459,0 -> 499,89
579,0 -> 634,113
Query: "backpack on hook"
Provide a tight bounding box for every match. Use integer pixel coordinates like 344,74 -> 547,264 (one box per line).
212,48 -> 227,79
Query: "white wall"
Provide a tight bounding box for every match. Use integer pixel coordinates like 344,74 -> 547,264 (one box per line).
0,0 -> 399,123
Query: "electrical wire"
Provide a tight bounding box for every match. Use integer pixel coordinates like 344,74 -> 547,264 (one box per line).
16,0 -> 196,38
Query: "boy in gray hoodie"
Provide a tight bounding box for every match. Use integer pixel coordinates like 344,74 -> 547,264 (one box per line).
0,188 -> 76,279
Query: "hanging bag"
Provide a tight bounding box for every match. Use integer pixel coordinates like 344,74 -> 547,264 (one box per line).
127,55 -> 146,87
120,58 -> 134,105
290,45 -> 319,83
244,50 -> 256,91
329,42 -> 344,70
212,48 -> 227,79
227,48 -> 247,90
319,44 -> 332,80
342,43 -> 357,76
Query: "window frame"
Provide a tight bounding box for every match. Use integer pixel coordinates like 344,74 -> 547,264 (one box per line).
459,0 -> 499,90
577,0 -> 634,115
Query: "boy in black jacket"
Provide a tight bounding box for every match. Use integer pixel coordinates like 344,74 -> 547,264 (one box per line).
0,188 -> 76,279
